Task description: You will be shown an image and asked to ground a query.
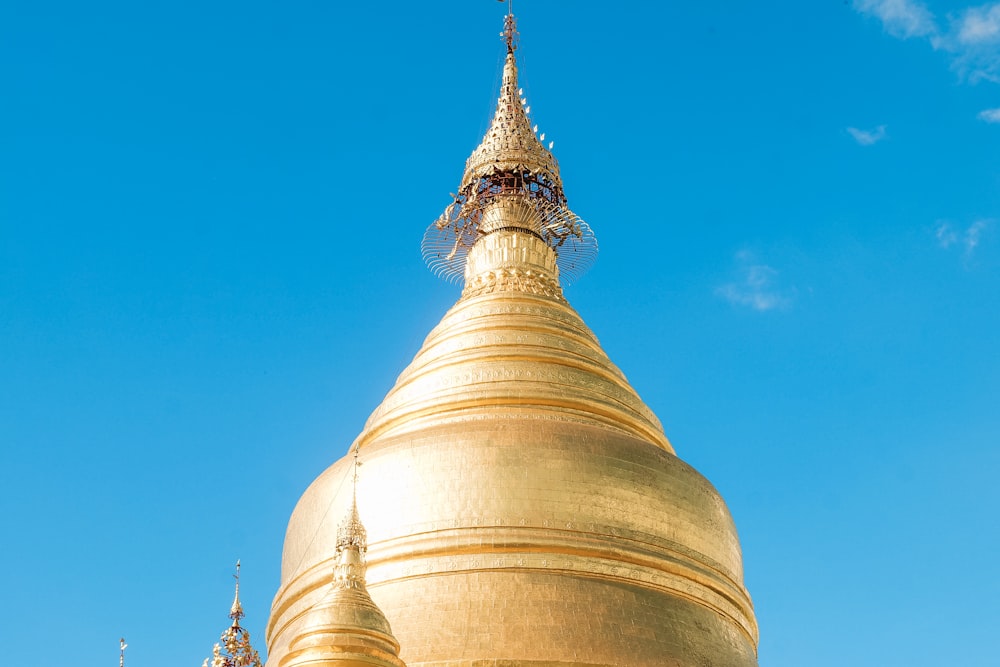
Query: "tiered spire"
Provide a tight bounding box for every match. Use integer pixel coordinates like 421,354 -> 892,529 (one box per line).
230,561 -> 244,621
422,10 -> 597,286
203,561 -> 263,667
332,448 -> 369,590
277,449 -> 406,667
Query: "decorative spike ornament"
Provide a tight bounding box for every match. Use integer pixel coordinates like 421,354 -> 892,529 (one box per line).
204,561 -> 263,667
333,448 -> 368,588
276,450 -> 407,667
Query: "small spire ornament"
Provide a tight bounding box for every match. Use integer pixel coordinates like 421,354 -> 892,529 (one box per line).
119,638 -> 127,667
274,448 -> 407,667
334,447 -> 368,590
202,561 -> 263,667
502,4 -> 518,54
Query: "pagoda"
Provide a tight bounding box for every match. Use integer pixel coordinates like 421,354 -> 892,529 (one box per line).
265,10 -> 759,667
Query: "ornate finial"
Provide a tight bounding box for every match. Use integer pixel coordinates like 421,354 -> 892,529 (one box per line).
333,448 -> 369,590
204,561 -> 263,667
423,10 -> 597,286
503,7 -> 518,54
337,447 -> 367,555
229,560 -> 244,624
119,638 -> 127,667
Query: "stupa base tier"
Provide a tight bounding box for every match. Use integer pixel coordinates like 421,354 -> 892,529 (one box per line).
371,570 -> 757,667
268,421 -> 757,667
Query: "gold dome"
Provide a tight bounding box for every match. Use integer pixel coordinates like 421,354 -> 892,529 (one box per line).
266,11 -> 758,667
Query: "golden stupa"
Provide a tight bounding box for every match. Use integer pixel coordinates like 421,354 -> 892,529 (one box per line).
265,11 -> 758,667
278,454 -> 408,667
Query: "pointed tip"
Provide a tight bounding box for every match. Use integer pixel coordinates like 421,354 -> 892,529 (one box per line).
229,560 -> 245,623
339,465 -> 367,552
334,459 -> 371,589
503,11 -> 518,54
212,563 -> 263,667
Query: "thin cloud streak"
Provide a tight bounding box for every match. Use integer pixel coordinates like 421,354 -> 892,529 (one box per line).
935,3 -> 1000,82
936,221 -> 959,248
979,107 -> 1000,121
716,253 -> 795,312
847,125 -> 888,145
855,1 -> 1000,83
957,3 -> 1000,44
936,219 -> 992,262
966,219 -> 989,253
854,0 -> 937,38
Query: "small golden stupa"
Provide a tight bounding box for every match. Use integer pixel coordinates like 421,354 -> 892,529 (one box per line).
277,453 -> 407,667
266,10 -> 758,667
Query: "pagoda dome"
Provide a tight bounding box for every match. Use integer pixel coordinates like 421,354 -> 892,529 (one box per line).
267,296 -> 758,665
266,11 -> 758,667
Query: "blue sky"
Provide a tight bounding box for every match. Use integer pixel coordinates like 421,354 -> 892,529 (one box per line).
1,1 -> 998,665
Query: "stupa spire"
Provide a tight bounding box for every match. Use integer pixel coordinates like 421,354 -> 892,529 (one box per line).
230,560 -> 244,622
333,447 -> 368,589
203,561 -> 263,667
503,4 -> 517,54
276,450 -> 406,667
422,9 -> 597,287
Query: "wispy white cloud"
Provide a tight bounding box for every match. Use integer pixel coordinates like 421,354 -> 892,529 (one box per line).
847,125 -> 888,145
957,3 -> 1000,43
716,252 -> 795,312
936,219 -> 992,262
934,3 -> 1000,82
936,221 -> 959,247
979,107 -> 1000,121
855,1 -> 1000,83
854,0 -> 938,38
966,219 -> 990,252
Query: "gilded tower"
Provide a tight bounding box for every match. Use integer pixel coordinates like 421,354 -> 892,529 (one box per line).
266,11 -> 758,667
